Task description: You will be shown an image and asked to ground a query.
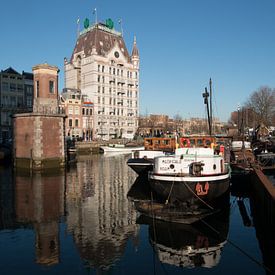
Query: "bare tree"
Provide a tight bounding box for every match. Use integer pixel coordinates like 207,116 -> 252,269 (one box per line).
245,86 -> 275,126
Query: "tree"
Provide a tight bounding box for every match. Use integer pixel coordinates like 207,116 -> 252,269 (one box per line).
245,86 -> 275,126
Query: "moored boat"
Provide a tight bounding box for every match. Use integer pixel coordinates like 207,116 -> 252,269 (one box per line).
100,144 -> 144,154
148,147 -> 230,206
127,137 -> 176,175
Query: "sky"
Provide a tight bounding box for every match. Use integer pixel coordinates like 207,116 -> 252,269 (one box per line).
1,0 -> 275,122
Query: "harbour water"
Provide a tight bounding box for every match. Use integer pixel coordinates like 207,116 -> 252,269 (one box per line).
0,154 -> 274,274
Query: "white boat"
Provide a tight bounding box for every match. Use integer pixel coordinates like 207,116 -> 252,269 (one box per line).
148,147 -> 230,205
127,150 -> 168,175
100,144 -> 144,154
127,137 -> 176,175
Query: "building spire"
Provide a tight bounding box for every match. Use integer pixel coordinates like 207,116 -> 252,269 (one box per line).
131,35 -> 139,57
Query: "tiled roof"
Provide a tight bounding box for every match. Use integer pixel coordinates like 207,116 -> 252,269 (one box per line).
131,37 -> 139,57
71,24 -> 130,62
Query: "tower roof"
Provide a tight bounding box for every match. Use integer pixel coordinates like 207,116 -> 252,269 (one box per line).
131,36 -> 139,57
71,23 -> 130,62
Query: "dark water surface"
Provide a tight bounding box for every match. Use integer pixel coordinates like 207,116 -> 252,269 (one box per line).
0,154 -> 274,274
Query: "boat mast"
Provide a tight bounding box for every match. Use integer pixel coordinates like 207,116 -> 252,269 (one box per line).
203,87 -> 212,136
209,78 -> 213,135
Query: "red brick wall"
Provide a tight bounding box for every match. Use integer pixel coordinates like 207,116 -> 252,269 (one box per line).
42,117 -> 62,158
14,114 -> 65,160
14,116 -> 34,158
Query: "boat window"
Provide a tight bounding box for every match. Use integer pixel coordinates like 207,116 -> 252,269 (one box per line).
190,139 -> 195,147
197,139 -> 203,146
163,139 -> 170,145
205,139 -> 211,146
182,139 -> 188,147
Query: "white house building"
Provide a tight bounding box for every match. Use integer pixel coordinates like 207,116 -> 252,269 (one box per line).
64,19 -> 140,140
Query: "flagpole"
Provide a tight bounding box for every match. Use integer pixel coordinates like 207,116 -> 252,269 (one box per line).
93,8 -> 97,25
77,17 -> 80,38
118,19 -> 123,36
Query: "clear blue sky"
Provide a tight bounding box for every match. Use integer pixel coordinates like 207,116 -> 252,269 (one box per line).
1,0 -> 275,122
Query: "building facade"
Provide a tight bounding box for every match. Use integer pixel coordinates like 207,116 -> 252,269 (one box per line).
0,67 -> 33,143
64,20 -> 139,140
59,88 -> 94,140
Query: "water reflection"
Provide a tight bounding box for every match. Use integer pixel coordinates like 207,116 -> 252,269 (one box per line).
15,170 -> 65,266
145,209 -> 229,268
128,175 -> 230,269
65,154 -> 139,270
250,181 -> 275,274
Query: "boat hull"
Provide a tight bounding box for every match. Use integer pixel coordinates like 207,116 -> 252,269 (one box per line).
127,158 -> 153,175
149,173 -> 230,204
100,146 -> 144,153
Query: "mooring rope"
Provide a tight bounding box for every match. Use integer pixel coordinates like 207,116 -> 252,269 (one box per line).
182,181 -> 214,210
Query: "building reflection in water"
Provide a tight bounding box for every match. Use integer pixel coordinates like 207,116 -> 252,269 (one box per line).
65,154 -> 139,270
15,170 -> 65,266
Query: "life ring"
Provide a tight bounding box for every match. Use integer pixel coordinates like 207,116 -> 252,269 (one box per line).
180,138 -> 190,148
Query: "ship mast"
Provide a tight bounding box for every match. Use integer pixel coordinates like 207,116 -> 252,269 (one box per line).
202,78 -> 213,136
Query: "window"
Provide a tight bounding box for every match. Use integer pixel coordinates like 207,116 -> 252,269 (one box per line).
10,83 -> 16,91
69,119 -> 72,127
75,119 -> 79,127
68,106 -> 73,115
74,106 -> 79,115
86,109 -> 89,115
27,97 -> 32,107
36,81 -> 39,97
102,65 -> 104,73
2,82 -> 9,91
90,109 -> 92,115
82,108 -> 85,115
49,81 -> 54,93
98,64 -> 100,72
17,84 -> 23,91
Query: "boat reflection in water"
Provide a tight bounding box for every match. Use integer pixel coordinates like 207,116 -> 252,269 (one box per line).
141,208 -> 229,269
128,175 -> 230,269
65,154 -> 139,270
15,169 -> 65,266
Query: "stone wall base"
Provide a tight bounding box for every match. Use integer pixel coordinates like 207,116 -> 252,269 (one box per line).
15,157 -> 65,171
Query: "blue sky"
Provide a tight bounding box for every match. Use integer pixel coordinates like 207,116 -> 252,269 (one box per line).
1,0 -> 275,122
